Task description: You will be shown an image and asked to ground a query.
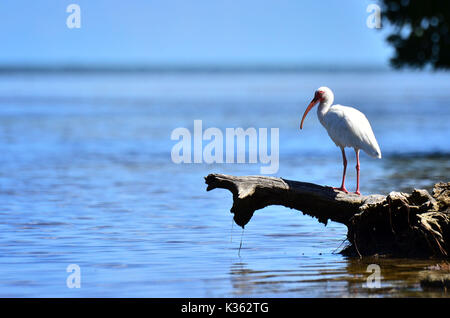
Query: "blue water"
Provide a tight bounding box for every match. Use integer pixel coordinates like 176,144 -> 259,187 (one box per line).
0,71 -> 449,297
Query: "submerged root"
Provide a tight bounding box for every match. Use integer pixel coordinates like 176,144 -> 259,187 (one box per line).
342,184 -> 450,257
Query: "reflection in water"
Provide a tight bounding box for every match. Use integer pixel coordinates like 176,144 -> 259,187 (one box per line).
230,258 -> 450,297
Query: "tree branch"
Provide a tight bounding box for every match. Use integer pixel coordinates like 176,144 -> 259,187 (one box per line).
205,173 -> 384,227
205,173 -> 450,258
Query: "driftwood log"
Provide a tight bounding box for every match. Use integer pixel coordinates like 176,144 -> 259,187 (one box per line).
205,174 -> 450,258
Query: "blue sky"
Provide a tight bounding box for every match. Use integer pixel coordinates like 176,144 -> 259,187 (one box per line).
0,0 -> 392,66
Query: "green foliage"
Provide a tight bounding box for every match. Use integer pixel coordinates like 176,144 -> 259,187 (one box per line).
381,0 -> 450,69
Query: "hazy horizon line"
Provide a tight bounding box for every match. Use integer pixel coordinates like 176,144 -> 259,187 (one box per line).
0,63 -> 393,74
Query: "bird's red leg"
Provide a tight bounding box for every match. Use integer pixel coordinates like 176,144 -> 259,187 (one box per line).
333,148 -> 348,193
355,149 -> 361,195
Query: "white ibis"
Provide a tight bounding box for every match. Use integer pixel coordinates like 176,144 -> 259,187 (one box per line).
300,87 -> 381,195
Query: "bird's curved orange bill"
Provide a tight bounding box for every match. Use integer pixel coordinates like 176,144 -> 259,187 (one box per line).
300,97 -> 319,129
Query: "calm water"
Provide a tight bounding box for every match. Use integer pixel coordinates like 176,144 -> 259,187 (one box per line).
0,71 -> 449,297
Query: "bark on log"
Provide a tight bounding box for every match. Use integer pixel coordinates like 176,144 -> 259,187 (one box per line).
205,173 -> 450,258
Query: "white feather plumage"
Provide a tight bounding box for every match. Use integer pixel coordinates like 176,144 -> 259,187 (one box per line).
311,86 -> 381,158
320,104 -> 381,158
300,86 -> 382,195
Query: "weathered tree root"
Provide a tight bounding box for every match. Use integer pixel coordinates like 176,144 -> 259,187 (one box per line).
205,174 -> 450,258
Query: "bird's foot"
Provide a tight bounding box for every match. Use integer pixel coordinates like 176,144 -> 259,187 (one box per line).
354,190 -> 361,196
332,186 -> 349,194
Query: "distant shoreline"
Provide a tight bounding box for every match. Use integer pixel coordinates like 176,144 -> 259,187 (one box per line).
0,64 -> 392,75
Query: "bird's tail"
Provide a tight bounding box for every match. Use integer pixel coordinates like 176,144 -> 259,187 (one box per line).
363,142 -> 382,159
